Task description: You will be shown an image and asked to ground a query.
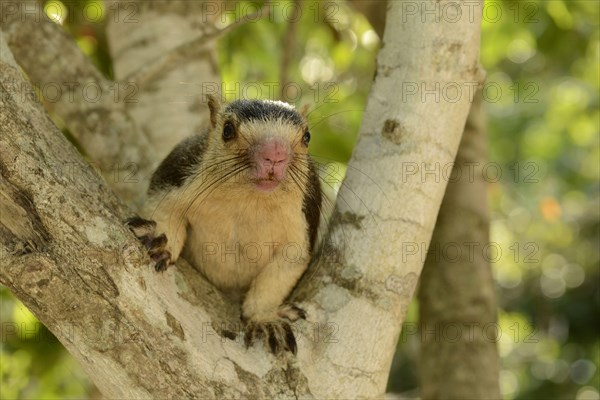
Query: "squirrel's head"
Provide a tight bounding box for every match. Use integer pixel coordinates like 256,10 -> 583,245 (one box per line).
204,95 -> 312,194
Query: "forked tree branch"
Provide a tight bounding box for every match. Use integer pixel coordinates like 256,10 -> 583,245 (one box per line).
1,1 -> 484,397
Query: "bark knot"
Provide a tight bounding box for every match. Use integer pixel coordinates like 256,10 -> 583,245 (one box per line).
332,211 -> 365,230
165,311 -> 185,341
0,164 -> 50,254
382,119 -> 405,145
385,272 -> 418,297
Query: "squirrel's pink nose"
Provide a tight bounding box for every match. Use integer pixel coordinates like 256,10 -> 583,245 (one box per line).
255,139 -> 289,182
259,140 -> 288,164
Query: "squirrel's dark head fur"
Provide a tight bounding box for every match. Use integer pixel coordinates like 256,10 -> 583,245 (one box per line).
222,99 -> 306,127
203,95 -> 312,194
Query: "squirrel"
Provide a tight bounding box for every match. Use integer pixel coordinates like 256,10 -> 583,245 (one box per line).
126,95 -> 322,355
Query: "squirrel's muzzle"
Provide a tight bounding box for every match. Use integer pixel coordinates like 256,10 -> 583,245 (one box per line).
252,138 -> 290,190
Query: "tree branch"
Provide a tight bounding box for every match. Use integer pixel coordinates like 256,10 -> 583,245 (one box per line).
1,1 -> 485,398
279,0 -> 299,99
347,0 -> 387,38
106,1 -> 222,203
418,91 -> 501,398
1,1 -> 157,205
0,35 -> 297,399
291,1 -> 486,396
126,0 -> 274,87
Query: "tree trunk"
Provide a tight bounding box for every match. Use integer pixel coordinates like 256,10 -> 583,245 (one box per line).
0,1 -> 484,397
106,0 -> 220,168
348,4 -> 501,397
418,92 -> 502,399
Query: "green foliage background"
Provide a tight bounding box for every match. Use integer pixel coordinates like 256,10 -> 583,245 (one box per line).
0,1 -> 598,399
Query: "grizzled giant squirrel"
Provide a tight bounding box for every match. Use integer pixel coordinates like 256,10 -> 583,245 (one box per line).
127,96 -> 322,354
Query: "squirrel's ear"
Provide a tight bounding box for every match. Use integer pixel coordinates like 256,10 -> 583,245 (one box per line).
299,103 -> 310,118
207,94 -> 222,128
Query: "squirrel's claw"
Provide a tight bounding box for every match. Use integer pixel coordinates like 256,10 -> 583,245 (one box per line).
244,320 -> 298,355
126,217 -> 172,272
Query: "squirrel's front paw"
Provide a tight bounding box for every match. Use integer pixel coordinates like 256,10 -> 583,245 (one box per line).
125,216 -> 172,272
244,319 -> 298,355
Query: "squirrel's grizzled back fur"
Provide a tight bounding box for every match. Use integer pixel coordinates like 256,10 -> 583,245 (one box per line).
148,133 -> 208,194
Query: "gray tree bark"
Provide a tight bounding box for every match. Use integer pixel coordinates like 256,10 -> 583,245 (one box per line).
2,0 -> 220,207
1,1 -> 484,398
351,0 -> 500,399
418,92 -> 502,399
346,3 -> 500,397
106,0 -> 221,168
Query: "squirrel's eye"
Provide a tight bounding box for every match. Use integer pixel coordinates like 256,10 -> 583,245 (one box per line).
302,131 -> 311,146
222,122 -> 236,141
